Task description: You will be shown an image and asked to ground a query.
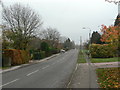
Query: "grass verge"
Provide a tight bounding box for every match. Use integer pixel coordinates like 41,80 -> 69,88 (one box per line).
91,57 -> 120,63
77,50 -> 86,63
0,66 -> 11,70
96,67 -> 120,88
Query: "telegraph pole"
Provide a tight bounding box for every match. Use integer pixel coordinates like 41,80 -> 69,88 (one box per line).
80,36 -> 82,50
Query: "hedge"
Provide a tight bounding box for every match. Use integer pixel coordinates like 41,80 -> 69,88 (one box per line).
32,51 -> 45,60
90,44 -> 116,58
2,49 -> 30,66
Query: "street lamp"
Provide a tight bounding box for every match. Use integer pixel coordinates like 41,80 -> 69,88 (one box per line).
82,27 -> 92,57
82,27 -> 91,45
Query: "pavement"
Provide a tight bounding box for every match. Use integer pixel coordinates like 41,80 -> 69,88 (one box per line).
1,49 -> 79,88
92,62 -> 120,68
67,54 -> 120,88
68,55 -> 99,88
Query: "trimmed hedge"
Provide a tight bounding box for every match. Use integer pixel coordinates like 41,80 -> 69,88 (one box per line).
90,44 -> 116,58
2,49 -> 30,66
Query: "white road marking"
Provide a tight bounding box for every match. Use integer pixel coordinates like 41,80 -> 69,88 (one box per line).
0,79 -> 19,87
42,65 -> 49,69
75,64 -> 78,71
27,70 -> 39,76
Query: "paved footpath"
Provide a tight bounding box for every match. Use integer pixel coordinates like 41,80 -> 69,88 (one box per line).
68,54 -> 120,88
68,55 -> 99,88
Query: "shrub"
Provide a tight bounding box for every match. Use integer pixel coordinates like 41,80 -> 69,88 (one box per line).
40,42 -> 49,52
32,50 -> 45,60
90,44 -> 116,58
2,49 -> 30,66
20,50 -> 30,63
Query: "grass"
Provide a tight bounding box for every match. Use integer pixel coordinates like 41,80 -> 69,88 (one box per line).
77,50 -> 86,63
0,66 -> 11,70
91,57 -> 120,63
96,67 -> 120,88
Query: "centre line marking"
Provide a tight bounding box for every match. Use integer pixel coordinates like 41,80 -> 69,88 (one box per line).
0,79 -> 19,87
27,70 -> 39,76
42,65 -> 49,69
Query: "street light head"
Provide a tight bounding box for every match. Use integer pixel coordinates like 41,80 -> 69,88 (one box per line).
82,27 -> 86,29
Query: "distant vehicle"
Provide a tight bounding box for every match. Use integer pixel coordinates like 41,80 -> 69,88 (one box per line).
60,49 -> 65,53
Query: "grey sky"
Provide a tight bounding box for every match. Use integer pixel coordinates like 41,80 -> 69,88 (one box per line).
2,0 -> 118,44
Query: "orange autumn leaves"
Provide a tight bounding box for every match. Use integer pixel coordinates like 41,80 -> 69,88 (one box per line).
100,25 -> 120,43
96,68 -> 120,88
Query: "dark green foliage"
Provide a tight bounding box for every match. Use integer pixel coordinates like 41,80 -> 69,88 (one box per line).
32,50 -> 45,60
49,48 -> 59,54
114,14 -> 120,26
40,42 -> 49,52
91,31 -> 103,44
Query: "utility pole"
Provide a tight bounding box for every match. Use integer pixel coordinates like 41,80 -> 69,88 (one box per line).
80,36 -> 82,50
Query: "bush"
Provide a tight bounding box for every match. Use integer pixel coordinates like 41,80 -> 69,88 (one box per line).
90,44 -> 116,58
2,49 -> 30,66
32,50 -> 45,60
20,50 -> 30,63
49,48 -> 59,54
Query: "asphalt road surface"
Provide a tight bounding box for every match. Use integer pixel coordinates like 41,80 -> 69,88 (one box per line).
2,49 -> 78,88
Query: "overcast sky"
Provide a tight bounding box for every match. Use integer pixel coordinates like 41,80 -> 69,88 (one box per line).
1,0 -> 119,44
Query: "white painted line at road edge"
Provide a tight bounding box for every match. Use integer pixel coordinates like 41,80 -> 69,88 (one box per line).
67,64 -> 79,88
27,70 -> 39,76
0,79 -> 19,87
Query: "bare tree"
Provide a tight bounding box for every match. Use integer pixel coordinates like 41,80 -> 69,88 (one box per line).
59,36 -> 67,43
105,0 -> 119,4
40,27 -> 60,48
2,3 -> 43,50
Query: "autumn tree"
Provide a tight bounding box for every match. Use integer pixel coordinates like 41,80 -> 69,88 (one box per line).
100,25 -> 119,43
100,25 -> 120,56
2,3 -> 43,50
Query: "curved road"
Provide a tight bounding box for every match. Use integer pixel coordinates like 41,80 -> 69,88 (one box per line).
2,49 -> 78,88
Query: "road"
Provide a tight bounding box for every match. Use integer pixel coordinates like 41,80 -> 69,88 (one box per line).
2,49 -> 78,88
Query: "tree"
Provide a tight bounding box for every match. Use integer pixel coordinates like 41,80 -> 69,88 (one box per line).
2,3 -> 43,50
91,31 -> 102,44
40,27 -> 60,48
114,14 -> 120,26
100,25 -> 119,44
63,38 -> 75,50
28,37 -> 41,50
100,25 -> 120,56
105,0 -> 119,4
59,36 -> 67,43
40,42 -> 49,52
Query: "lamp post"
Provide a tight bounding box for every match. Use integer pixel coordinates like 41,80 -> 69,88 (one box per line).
82,27 -> 91,45
82,27 -> 92,56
